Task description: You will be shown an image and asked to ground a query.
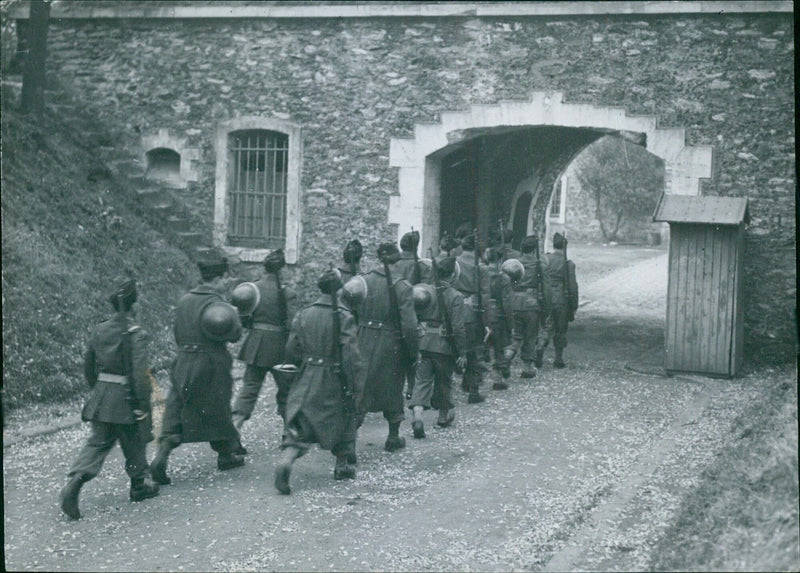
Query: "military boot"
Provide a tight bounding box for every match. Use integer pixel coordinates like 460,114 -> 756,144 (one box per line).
554,348 -> 566,369
59,474 -> 88,520
467,391 -> 485,404
334,455 -> 356,480
217,452 -> 245,471
436,409 -> 455,428
521,361 -> 537,378
150,441 -> 174,485
130,477 -> 160,502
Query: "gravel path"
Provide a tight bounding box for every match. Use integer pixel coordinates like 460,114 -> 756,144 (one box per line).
3,244 -> 780,572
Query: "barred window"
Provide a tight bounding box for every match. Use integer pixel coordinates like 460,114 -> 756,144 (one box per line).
226,130 -> 288,248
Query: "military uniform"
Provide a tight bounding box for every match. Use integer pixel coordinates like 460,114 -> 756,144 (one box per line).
355,245 -> 419,451
487,263 -> 515,384
151,258 -> 245,485
511,247 -> 548,373
60,277 -> 158,520
453,246 -> 492,402
542,244 -> 579,367
234,271 -> 297,422
409,278 -> 467,423
282,294 -> 364,460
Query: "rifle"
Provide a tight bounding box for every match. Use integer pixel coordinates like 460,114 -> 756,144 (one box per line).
534,240 -> 546,310
121,323 -> 154,443
499,219 -> 508,263
411,226 -> 421,285
472,229 -> 486,328
330,281 -> 355,416
275,267 -> 288,333
381,254 -> 415,378
429,249 -> 460,357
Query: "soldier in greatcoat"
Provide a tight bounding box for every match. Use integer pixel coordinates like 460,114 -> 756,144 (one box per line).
232,249 -> 297,440
508,235 -> 549,377
542,233 -> 579,368
150,255 -> 244,485
453,233 -> 492,403
408,256 -> 467,438
355,242 -> 419,452
274,269 -> 364,495
485,248 -> 516,390
59,275 -> 159,520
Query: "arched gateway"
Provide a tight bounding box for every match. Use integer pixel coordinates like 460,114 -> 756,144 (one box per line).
388,91 -> 713,253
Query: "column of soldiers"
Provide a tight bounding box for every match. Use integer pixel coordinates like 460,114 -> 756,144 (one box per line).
60,227 -> 578,518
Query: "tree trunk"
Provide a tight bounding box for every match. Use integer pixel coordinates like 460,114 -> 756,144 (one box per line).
20,0 -> 50,117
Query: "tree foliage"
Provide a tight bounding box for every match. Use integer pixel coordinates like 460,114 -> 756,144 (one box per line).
573,136 -> 664,242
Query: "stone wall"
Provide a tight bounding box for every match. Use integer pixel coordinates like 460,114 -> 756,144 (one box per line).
32,9 -> 797,363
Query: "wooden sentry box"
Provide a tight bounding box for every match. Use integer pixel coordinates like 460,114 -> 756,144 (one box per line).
653,194 -> 750,378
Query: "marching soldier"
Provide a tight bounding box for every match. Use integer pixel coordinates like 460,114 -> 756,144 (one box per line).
507,235 -> 548,377
338,239 -> 364,283
274,269 -> 364,494
59,275 -> 159,520
542,233 -> 579,368
485,248 -> 517,390
150,255 -> 244,485
354,242 -> 419,452
232,249 -> 297,441
408,256 -> 467,438
453,232 -> 492,403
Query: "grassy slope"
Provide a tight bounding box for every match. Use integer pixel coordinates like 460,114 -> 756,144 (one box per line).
1,100 -> 197,410
648,368 -> 799,571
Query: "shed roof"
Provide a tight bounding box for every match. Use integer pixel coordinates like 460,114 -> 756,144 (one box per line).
652,194 -> 750,225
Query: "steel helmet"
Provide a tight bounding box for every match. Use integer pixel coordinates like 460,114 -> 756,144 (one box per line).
500,258 -> 525,283
200,301 -> 240,341
230,282 -> 261,316
341,275 -> 368,308
412,283 -> 435,313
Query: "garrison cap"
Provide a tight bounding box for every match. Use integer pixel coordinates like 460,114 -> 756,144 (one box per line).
263,249 -> 286,272
318,268 -> 343,295
400,230 -> 420,252
520,235 -> 539,253
197,254 -> 229,282
553,232 -> 567,250
109,274 -> 137,309
377,242 -> 401,264
343,239 -> 363,264
460,233 -> 476,252
439,234 -> 459,254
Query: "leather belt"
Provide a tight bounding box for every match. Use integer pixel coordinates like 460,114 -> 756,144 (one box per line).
180,343 -> 219,353
252,322 -> 284,332
305,355 -> 331,366
420,322 -> 447,337
363,320 -> 386,329
98,372 -> 128,384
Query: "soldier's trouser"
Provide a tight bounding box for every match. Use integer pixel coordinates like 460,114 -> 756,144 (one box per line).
159,391 -> 237,456
512,308 -> 547,361
281,411 -> 356,461
409,351 -> 455,411
233,364 -> 291,420
462,320 -> 484,393
69,421 -> 149,482
490,317 -> 511,374
548,305 -> 570,351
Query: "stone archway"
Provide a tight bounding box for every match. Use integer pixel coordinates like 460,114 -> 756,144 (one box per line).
388,91 -> 713,255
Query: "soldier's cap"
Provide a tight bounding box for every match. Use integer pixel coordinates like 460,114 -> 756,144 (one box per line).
485,247 -> 503,263
553,232 -> 567,249
377,242 -> 401,263
400,230 -> 420,252
343,239 -> 363,264
198,254 -> 229,281
318,268 -> 343,295
521,235 -> 539,253
460,233 -> 476,252
436,255 -> 457,279
109,275 -> 137,308
439,234 -> 459,253
263,248 -> 286,272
